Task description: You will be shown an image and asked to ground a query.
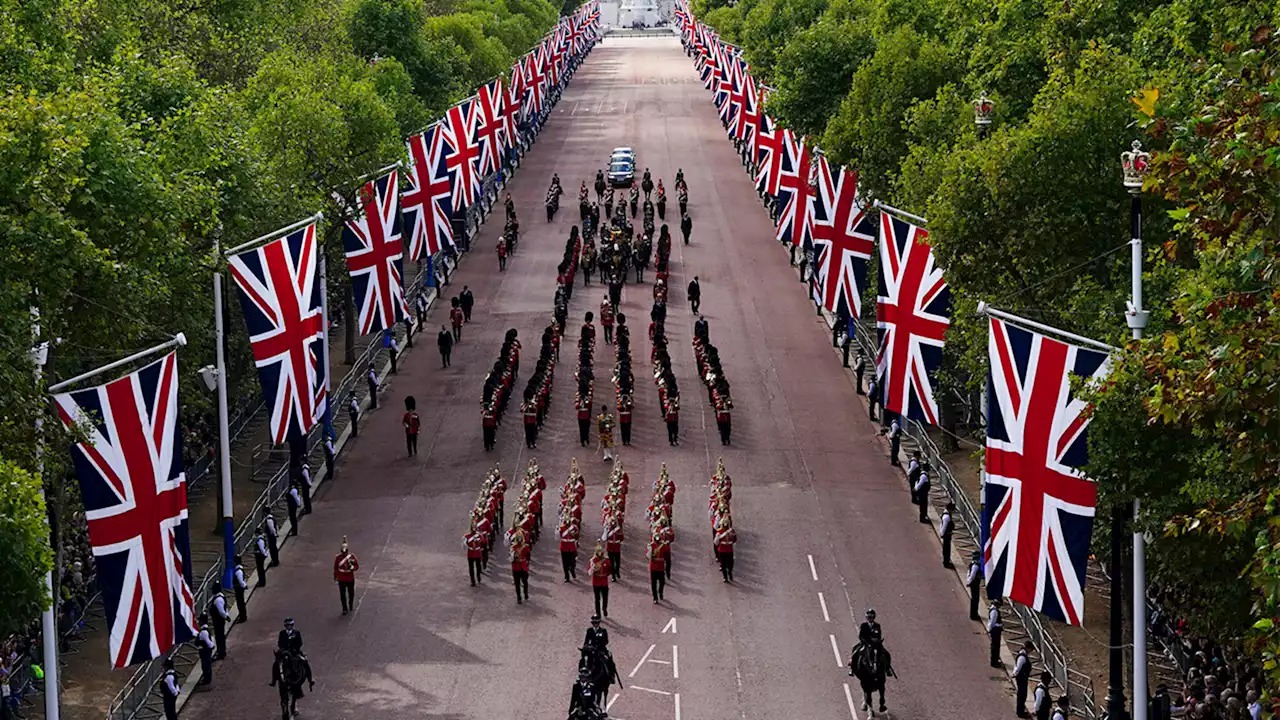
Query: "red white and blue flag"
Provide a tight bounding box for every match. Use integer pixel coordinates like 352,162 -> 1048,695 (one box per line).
441,98 -> 482,211
875,212 -> 949,424
810,156 -> 875,319
981,315 -> 1110,625
342,168 -> 408,336
475,78 -> 509,176
507,62 -> 527,130
754,114 -> 784,196
774,129 -> 814,248
404,124 -> 455,260
728,65 -> 758,144
229,220 -> 329,444
525,49 -> 547,116
54,352 -> 198,668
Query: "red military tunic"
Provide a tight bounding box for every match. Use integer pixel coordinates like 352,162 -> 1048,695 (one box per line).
605,525 -> 624,553
465,532 -> 486,559
451,307 -> 464,328
333,551 -> 360,583
510,544 -> 530,572
589,556 -> 612,587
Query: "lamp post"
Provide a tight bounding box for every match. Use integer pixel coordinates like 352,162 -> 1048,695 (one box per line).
1122,139 -> 1151,720
973,92 -> 994,138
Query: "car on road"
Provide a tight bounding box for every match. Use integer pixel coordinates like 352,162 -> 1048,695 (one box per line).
608,147 -> 635,186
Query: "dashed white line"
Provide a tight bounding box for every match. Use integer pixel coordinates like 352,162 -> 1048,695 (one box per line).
829,634 -> 844,667
607,693 -> 620,712
672,645 -> 680,679
808,554 -> 819,581
843,682 -> 861,720
648,659 -> 671,665
630,644 -> 656,678
818,592 -> 831,622
675,692 -> 682,720
631,685 -> 672,696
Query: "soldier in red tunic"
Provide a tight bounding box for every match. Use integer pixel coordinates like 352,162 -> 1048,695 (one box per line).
582,311 -> 596,347
450,298 -> 464,343
333,537 -> 360,615
509,529 -> 531,604
465,526 -> 487,586
599,297 -> 615,345
588,544 -> 612,617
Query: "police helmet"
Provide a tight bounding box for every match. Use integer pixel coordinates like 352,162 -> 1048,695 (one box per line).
284,617 -> 295,626
865,608 -> 876,619
590,614 -> 602,624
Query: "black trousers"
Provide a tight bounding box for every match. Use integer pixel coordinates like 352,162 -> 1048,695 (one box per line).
603,326 -> 613,344
990,626 -> 1003,666
720,550 -> 734,580
1016,676 -> 1030,715
234,586 -> 247,621
593,586 -> 609,616
512,569 -> 529,601
406,433 -> 418,456
918,495 -> 930,523
389,350 -> 398,374
463,306 -> 472,321
682,229 -> 690,245
267,535 -> 280,566
349,409 -> 359,437
650,570 -> 666,600
620,421 -> 631,445
890,436 -> 901,465
469,557 -> 483,584
579,419 -> 590,445
665,553 -> 672,580
969,581 -> 982,620
483,425 -> 496,451
690,297 -> 700,314
163,693 -> 178,720
212,619 -> 227,658
453,325 -> 461,342
302,485 -> 312,514
667,419 -> 679,444
942,534 -> 953,567
608,551 -> 621,580
561,551 -> 577,580
368,379 -> 378,408
717,419 -> 730,445
441,348 -> 451,367
499,256 -> 507,270
254,553 -> 267,587
525,423 -> 537,448
324,451 -> 334,478
287,503 -> 299,535
339,580 -> 355,612
199,645 -> 213,684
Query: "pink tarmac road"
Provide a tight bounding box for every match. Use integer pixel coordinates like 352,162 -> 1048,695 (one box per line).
182,36 -> 1014,720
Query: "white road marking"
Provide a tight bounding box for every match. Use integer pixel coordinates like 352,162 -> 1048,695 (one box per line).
631,686 -> 672,696
819,592 -> 831,622
662,617 -> 678,634
648,659 -> 671,665
675,692 -> 682,720
843,683 -> 861,720
672,645 -> 679,679
830,634 -> 844,667
808,554 -> 818,581
606,693 -> 620,712
630,644 -> 656,677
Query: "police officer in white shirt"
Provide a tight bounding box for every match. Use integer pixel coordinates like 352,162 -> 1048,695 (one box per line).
299,465 -> 313,515
887,418 -> 902,466
1033,671 -> 1053,720
939,502 -> 955,568
348,395 -> 360,438
323,437 -> 336,478
253,529 -> 269,587
264,510 -> 280,567
966,552 -> 982,620
162,658 -> 180,719
913,466 -> 931,523
389,336 -> 400,374
287,483 -> 302,536
1013,640 -> 1032,717
1050,695 -> 1068,720
232,556 -> 249,622
366,367 -> 379,409
196,613 -> 216,685
209,588 -> 230,658
987,599 -> 1004,668
906,451 -> 921,502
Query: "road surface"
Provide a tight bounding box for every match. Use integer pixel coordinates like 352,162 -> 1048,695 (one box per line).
182,35 -> 1014,720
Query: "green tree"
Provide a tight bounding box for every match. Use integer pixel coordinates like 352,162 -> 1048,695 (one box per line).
349,0 -> 466,113
0,459 -> 53,639
424,12 -> 514,93
739,0 -> 827,81
768,12 -> 873,139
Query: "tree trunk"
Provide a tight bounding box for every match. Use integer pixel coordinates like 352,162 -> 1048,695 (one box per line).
344,291 -> 357,365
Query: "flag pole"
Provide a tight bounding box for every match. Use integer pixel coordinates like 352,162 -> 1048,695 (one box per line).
1125,145 -> 1151,720
871,200 -> 929,227
319,242 -> 334,440
30,308 -> 60,720
226,213 -> 324,257
47,335 -> 188,393
212,234 -> 236,590
977,303 -> 1118,353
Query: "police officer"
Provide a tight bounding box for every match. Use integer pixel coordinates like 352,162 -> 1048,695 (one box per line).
286,482 -> 301,536
278,617 -> 303,654
232,556 -> 249,622
388,335 -> 400,374
1013,640 -> 1033,717
854,354 -> 867,394
1051,695 -> 1068,720
940,502 -> 955,568
253,528 -> 269,587
366,366 -> 379,409
906,451 -> 922,503
323,435 -> 335,478
914,465 -> 932,524
263,510 -> 280,567
867,376 -> 881,422
967,552 -> 983,621
196,613 -> 215,685
299,465 -> 313,515
209,586 -> 230,659
858,608 -> 883,646
161,658 -> 180,720
887,417 -> 902,466
1033,671 -> 1053,720
988,599 -> 1004,668
583,615 -> 609,650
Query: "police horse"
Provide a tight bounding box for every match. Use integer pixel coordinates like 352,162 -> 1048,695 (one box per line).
849,640 -> 896,717
569,645 -> 619,719
270,648 -> 314,719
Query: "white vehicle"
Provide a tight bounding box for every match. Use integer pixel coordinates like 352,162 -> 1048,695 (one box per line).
608,147 -> 635,186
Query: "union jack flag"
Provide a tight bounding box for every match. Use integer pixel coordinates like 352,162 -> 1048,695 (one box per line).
525,49 -> 547,116
875,212 -> 949,424
754,114 -> 784,196
229,220 -> 329,444
774,130 -> 814,248
507,62 -> 527,130
546,36 -> 563,89
475,78 -> 508,176
404,124 -> 455,260
343,168 -> 408,336
53,352 -> 198,668
728,67 -> 758,144
810,156 -> 875,319
981,315 -> 1110,625
441,98 -> 482,211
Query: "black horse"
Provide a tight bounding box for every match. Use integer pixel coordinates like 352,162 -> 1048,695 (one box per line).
270,648 -> 314,719
849,641 -> 895,716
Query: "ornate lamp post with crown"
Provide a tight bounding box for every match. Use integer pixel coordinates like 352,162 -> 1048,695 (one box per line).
973,92 -> 995,138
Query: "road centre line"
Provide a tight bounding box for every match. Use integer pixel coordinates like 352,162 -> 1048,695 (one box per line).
843,683 -> 861,720
672,645 -> 679,679
808,554 -> 819,581
631,686 -> 672,696
630,644 -> 656,678
675,692 -> 682,720
819,592 -> 831,622
607,694 -> 620,712
830,634 -> 844,667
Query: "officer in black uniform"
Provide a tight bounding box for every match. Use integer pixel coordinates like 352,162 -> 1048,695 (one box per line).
858,608 -> 882,646
162,658 -> 181,719
208,585 -> 230,659
1013,640 -> 1033,717
966,552 -> 983,621
196,613 -> 215,685
583,615 -> 609,651
988,599 -> 1004,668
278,617 -> 304,654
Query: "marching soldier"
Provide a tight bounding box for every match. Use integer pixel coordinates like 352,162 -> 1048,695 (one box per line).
510,528 -> 531,604
648,535 -> 667,602
715,394 -> 731,445
403,396 -> 421,457
209,586 -> 230,659
497,236 -> 508,271
560,516 -> 580,582
465,523 -> 487,585
597,404 -> 615,461
603,516 -> 623,580
450,297 -> 464,342
582,311 -> 596,347
162,658 -> 180,720
263,510 -> 280,567
618,393 -> 633,446
232,556 -> 248,622
665,396 -> 680,446
588,544 -> 612,618
196,613 -> 215,685
576,386 -> 592,447
600,297 -> 615,344
940,502 -> 956,568
714,518 -> 737,583
523,391 -> 539,449
967,552 -> 983,621
988,599 -> 1004,668
1014,640 -> 1033,717
482,401 -> 497,451
334,536 -> 360,615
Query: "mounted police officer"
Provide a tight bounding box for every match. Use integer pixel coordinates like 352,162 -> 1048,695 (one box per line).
583,615 -> 609,651
858,608 -> 883,646
277,617 -> 303,654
